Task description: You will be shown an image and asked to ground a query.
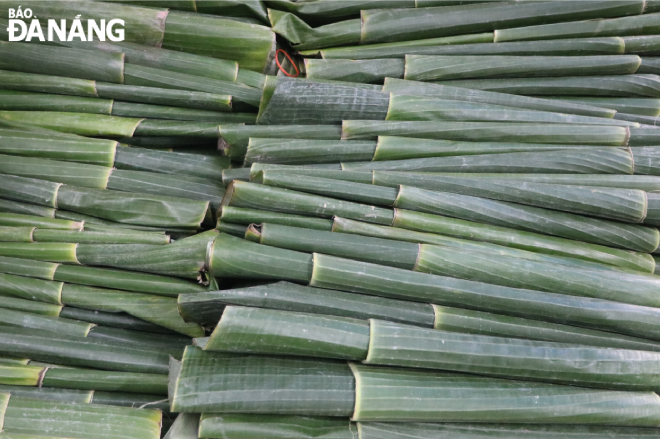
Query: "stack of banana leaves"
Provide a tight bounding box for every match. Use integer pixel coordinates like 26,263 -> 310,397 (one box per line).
6,1 -> 660,439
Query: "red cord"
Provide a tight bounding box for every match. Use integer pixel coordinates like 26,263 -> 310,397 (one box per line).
275,49 -> 300,78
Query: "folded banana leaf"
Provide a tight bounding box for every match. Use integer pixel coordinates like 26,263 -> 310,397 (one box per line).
123,64 -> 263,107
219,206 -> 333,231
244,139 -> 377,165
638,57 -> 660,75
437,74 -> 660,97
59,39 -> 239,83
0,213 -> 81,230
268,0 -> 417,22
0,90 -> 111,114
614,112 -> 660,125
385,96 -> 634,126
0,227 -> 168,245
360,1 -> 646,44
624,35 -> 660,55
305,59 -> 405,84
197,414 -> 350,439
495,11 -> 660,42
0,296 -> 62,317
320,38 -> 637,60
257,79 -> 390,125
111,103 -> 253,124
549,97 -> 660,116
405,55 -> 641,81
162,11 -> 276,73
344,148 -> 634,174
2,394 -> 161,439
382,78 -> 615,117
248,164 -> 373,184
58,306 -> 172,334
0,0 -> 168,46
268,10 -> 361,51
0,42 -> 124,83
341,121 -> 630,145
220,124 -> 342,158
164,413 -> 200,439
208,233 -> 660,339
0,69 -> 98,98
95,83 -> 233,111
373,173 -> 647,223
0,154 -> 112,189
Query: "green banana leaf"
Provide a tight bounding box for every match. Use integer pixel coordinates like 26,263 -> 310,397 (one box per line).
0,255 -> 58,281
0,154 -> 112,189
58,307 -> 171,334
0,199 -> 54,218
0,112 -> 141,137
198,414 -> 350,439
0,174 -> 59,208
0,296 -> 62,317
31,229 -> 170,245
244,139 -> 377,165
625,35 -> 660,55
248,164 -> 373,184
306,59 -> 405,84
219,206 -> 333,231
495,11 -> 660,42
0,242 -> 77,264
0,364 -> 42,386
0,308 -> 92,338
113,103 -> 255,124
268,10 -> 361,51
629,126 -> 660,145
132,120 -> 219,138
0,70 -> 98,98
0,385 -> 92,403
551,97 -> 660,116
95,83 -> 232,112
0,90 -> 111,114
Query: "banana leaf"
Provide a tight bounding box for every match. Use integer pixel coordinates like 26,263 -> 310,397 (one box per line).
245,139 -> 377,165
0,326 -> 169,373
0,90 -> 111,114
614,112 -> 660,125
95,83 -> 232,112
162,11 -> 276,73
219,124 -> 341,158
0,364 -> 41,386
0,122 -> 118,166
216,221 -> 248,237
58,307 -> 172,334
495,11 -> 660,42
0,42 -> 124,83
113,147 -> 228,181
132,120 -> 219,137
74,229 -> 218,279
268,10 -> 361,51
0,296 -> 62,317
437,74 -> 660,97
206,306 -> 370,360
3,395 -> 161,439
0,242 -> 77,264
385,96 -> 634,126
123,64 -> 262,107
178,281 -> 435,327
0,385 -> 92,403
631,146 -> 660,175
360,1 -> 646,44
350,363 -> 660,424
0,70 -> 98,98
644,192 -> 660,226
624,35 -> 660,55
221,181 -> 395,225
0,227 -> 32,242
0,255 -> 58,281
0,307 -> 92,338
382,78 -> 616,117
314,33 -> 494,59
257,78 -> 390,125
31,229 -> 170,245
638,57 -> 660,75
0,175 -> 55,208
305,59 -> 405,84
0,154 -> 112,189
197,414 -> 350,439
164,413 -> 200,439
328,37 -> 627,60
248,164 -> 373,184
60,284 -> 203,337
341,121 -> 630,145
170,346 -> 355,415
0,199 -> 55,219
552,97 -> 660,117
221,169 -> 249,185
0,0 -> 168,46
0,112 -> 141,137
219,206 -> 334,231
372,136 -> 610,161
112,103 -> 250,123
373,173 -> 648,223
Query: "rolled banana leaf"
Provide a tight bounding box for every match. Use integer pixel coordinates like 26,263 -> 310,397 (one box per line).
0,326 -> 169,374
0,307 -> 93,339
385,96 -> 634,126
437,74 -> 660,97
372,136 -> 610,161
0,296 -> 61,317
644,192 -> 660,226
373,173 -> 648,223
31,229 -> 169,245
0,385 -> 92,404
131,120 -> 219,138
548,97 -> 660,116
341,121 -> 630,145
0,42 -> 124,84
625,35 -> 660,55
169,346 -> 356,415
60,284 -> 203,337
629,126 -> 660,145
206,306 -> 370,360
58,307 -> 171,334
178,281 -> 435,327
112,103 -> 253,124
257,79 -> 390,125
0,242 -> 78,264
382,78 -> 616,118
219,206 -> 333,231
359,1 -> 646,44
248,164 -> 373,184
268,10 -> 361,51
342,147 -> 633,174
220,124 -> 342,159
614,112 -> 660,125
0,364 -> 41,386
113,146 -> 228,181
305,59 -> 405,84
314,32 -> 494,59
0,154 -> 112,189
0,0 -> 168,46
638,58 -> 660,75
495,11 -> 660,42
2,394 -> 161,439
0,90 -> 111,114
221,181 -> 395,225
0,69 -> 98,98
95,83 -> 233,112
244,139 -> 377,165
74,229 -> 218,279
0,213 -> 81,231
405,55 -> 642,81
0,112 -> 141,137
349,362 -> 660,424
267,0 -> 417,22
123,64 -> 262,107
59,39 -> 238,83
198,414 -> 351,439
162,11 -> 276,73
